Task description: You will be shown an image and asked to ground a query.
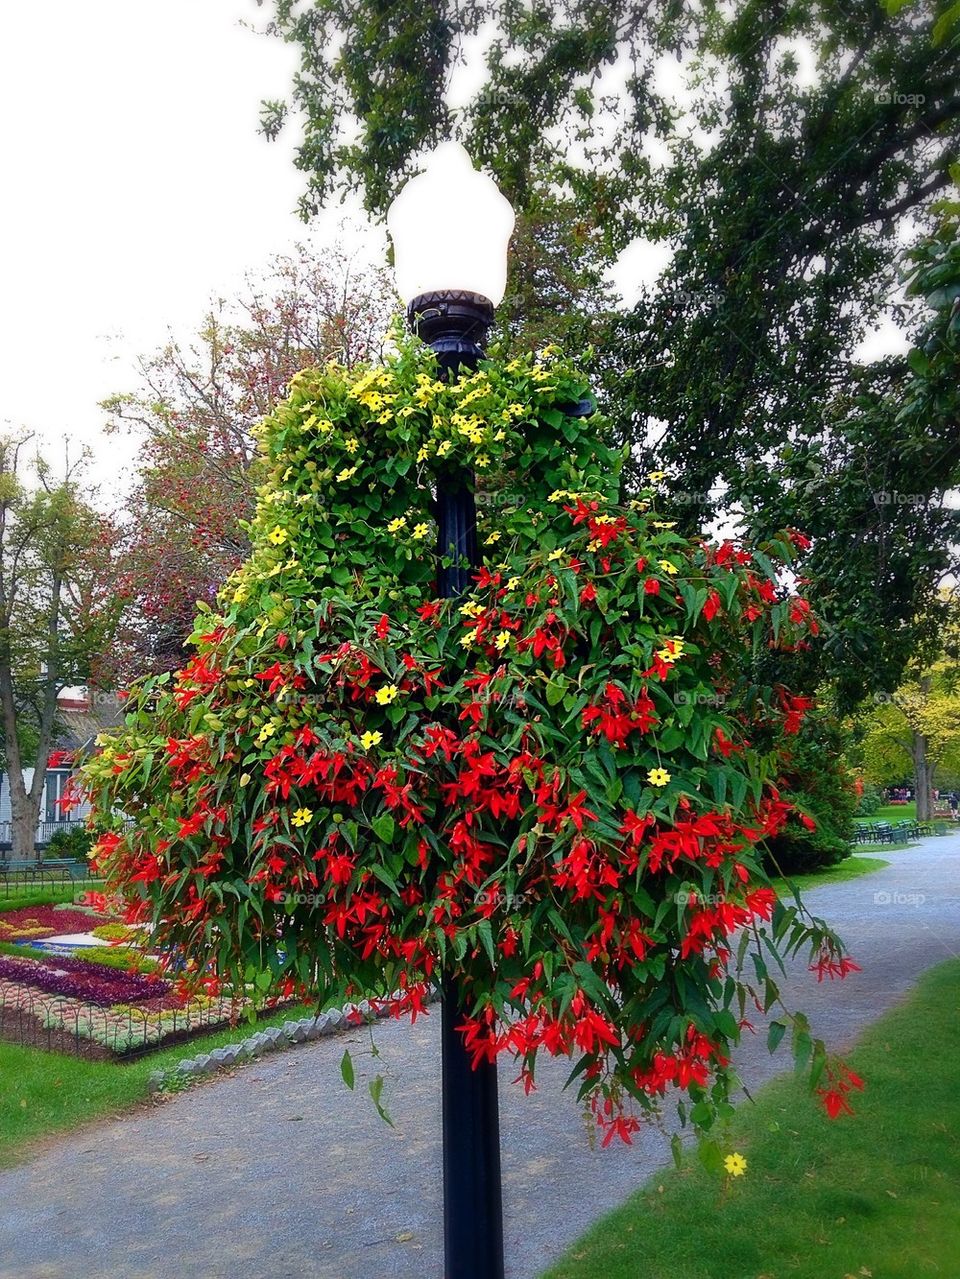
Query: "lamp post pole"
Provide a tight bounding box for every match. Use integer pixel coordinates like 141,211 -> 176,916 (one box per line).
407,288 -> 505,1279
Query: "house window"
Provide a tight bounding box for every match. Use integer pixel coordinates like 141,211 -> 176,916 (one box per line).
44,770 -> 72,823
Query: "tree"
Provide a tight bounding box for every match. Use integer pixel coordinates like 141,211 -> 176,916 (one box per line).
0,437 -> 120,860
104,242 -> 396,684
85,338 -> 862,1150
857,624 -> 960,820
257,0 -> 960,700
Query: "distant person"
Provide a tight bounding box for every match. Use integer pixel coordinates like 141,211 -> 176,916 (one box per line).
950,793 -> 959,820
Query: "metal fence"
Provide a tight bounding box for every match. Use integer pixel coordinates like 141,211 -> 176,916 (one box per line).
0,984 -> 240,1060
0,866 -> 94,901
0,819 -> 88,852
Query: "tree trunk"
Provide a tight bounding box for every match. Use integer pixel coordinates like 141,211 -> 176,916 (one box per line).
10,790 -> 38,863
912,732 -> 933,821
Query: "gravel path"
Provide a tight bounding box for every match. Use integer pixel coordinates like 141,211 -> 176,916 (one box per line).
0,837 -> 957,1279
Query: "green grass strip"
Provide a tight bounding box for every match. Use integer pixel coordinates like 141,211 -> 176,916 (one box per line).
544,958 -> 960,1279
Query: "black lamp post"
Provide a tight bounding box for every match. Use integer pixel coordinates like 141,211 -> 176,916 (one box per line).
389,145 -> 513,1279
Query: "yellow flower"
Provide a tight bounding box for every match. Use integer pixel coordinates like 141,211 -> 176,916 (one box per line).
316,418 -> 333,434
336,466 -> 358,482
398,405 -> 416,419
344,437 -> 359,454
291,807 -> 313,827
485,531 -> 502,545
256,722 -> 277,745
412,522 -> 430,540
387,516 -> 408,535
268,527 -> 288,545
461,628 -> 479,647
375,684 -> 399,706
659,559 -> 679,575
475,454 -> 490,468
495,631 -> 510,650
506,576 -> 521,590
647,767 -> 671,788
508,403 -> 525,417
417,446 -> 430,462
652,520 -> 676,529
648,470 -> 667,482
493,429 -> 506,442
360,730 -> 383,750
459,601 -> 483,618
232,585 -> 248,604
724,1153 -> 747,1177
547,549 -> 564,562
437,440 -> 453,457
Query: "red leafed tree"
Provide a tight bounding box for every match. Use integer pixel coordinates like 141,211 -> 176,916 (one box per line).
104,241 -> 395,685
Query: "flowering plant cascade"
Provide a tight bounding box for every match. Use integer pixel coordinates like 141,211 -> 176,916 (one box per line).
83,333 -> 859,1146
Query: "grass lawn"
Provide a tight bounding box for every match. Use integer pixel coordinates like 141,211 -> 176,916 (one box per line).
0,1001 -> 319,1168
857,802 -> 918,823
771,853 -> 889,894
544,958 -> 960,1279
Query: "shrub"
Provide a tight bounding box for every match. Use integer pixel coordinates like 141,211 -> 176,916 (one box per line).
83,336 -> 858,1144
855,783 -> 883,816
45,825 -> 95,861
763,712 -> 857,875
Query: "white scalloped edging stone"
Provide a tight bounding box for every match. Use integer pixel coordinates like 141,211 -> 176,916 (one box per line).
149,989 -> 439,1092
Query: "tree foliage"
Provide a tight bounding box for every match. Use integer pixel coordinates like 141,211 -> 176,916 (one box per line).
105,244 -> 395,683
0,437 -> 119,857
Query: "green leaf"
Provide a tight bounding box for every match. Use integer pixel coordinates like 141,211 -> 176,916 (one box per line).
369,1074 -> 395,1126
767,1020 -> 787,1054
372,814 -> 396,843
340,1048 -> 355,1090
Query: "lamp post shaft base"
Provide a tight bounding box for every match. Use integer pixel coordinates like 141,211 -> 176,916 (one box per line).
441,976 -> 505,1279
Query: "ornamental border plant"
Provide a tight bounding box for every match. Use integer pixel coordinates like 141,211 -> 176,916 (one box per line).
82,333 -> 862,1150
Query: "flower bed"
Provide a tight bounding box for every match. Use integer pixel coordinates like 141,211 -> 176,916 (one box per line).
0,903 -> 112,942
0,952 -> 168,1007
0,977 -> 239,1057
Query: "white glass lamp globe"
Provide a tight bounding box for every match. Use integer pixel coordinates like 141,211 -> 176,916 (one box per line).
387,140 -> 515,307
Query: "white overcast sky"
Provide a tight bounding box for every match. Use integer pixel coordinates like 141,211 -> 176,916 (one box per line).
0,2 -> 907,504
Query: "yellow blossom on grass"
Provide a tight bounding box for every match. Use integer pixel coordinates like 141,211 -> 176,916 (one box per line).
724,1153 -> 747,1177
648,767 -> 671,787
375,685 -> 399,706
291,807 -> 313,827
360,730 -> 383,750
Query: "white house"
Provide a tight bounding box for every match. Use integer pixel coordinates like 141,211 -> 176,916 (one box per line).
0,690 -> 122,855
